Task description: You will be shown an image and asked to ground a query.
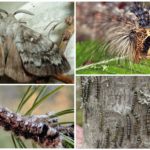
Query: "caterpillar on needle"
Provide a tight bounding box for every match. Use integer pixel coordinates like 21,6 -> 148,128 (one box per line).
0,107 -> 74,148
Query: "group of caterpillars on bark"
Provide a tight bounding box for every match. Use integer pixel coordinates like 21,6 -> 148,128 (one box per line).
80,77 -> 150,148
80,77 -> 103,124
102,90 -> 150,148
81,77 -> 150,148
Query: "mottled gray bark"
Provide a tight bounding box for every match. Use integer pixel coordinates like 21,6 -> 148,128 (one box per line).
80,76 -> 150,148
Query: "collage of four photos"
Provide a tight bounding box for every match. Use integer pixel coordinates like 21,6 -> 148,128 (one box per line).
0,1 -> 150,149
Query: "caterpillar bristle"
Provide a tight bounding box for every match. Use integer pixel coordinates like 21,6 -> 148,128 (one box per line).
100,2 -> 150,62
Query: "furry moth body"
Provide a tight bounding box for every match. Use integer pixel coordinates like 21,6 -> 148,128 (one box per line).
0,10 -> 70,82
0,107 -> 74,148
101,2 -> 150,63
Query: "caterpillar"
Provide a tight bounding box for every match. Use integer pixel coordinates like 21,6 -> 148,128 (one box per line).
132,112 -> 140,135
82,77 -> 92,103
86,77 -> 92,102
133,123 -> 140,136
80,77 -> 91,104
99,105 -> 104,131
80,77 -> 85,103
104,128 -> 110,148
137,90 -> 150,105
0,107 -> 74,148
80,77 -> 91,124
95,76 -> 100,100
131,91 -> 138,113
126,114 -> 132,140
118,127 -> 124,147
112,120 -> 121,148
132,112 -> 140,123
146,106 -> 150,135
136,135 -> 142,147
0,9 -> 71,83
100,2 -> 150,63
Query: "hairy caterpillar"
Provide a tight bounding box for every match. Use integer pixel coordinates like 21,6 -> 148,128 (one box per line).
126,114 -> 132,140
95,76 -> 100,100
80,77 -> 91,123
80,77 -> 85,103
99,105 -> 104,131
146,106 -> 150,135
132,112 -> 140,135
101,2 -> 150,62
112,120 -> 121,148
104,128 -> 110,148
0,9 -> 71,83
137,90 -> 150,105
131,91 -> 138,113
0,107 -> 74,148
85,77 -> 92,102
136,135 -> 142,147
118,127 -> 124,147
81,77 -> 92,103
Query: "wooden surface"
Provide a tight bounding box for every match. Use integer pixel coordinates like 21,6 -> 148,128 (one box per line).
80,76 -> 150,148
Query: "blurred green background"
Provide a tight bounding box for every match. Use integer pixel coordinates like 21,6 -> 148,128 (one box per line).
0,85 -> 74,148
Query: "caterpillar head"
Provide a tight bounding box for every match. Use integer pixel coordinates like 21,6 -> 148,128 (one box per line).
130,27 -> 150,63
143,28 -> 150,56
103,2 -> 150,63
130,2 -> 150,61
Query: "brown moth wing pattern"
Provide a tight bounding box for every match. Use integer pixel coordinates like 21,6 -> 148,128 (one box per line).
4,36 -> 34,82
15,25 -> 71,77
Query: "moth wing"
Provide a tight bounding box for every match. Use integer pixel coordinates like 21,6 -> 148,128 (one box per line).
5,37 -> 34,82
15,25 -> 70,77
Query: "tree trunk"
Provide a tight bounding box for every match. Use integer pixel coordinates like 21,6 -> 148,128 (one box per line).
80,76 -> 150,148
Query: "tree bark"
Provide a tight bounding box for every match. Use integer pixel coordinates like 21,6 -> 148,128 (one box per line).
80,76 -> 150,148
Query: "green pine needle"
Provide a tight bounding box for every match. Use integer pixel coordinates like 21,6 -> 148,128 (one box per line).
48,109 -> 74,118
25,85 -> 64,115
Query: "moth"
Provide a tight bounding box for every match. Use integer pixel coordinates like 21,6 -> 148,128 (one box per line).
0,9 -> 71,83
0,107 -> 74,148
101,2 -> 150,63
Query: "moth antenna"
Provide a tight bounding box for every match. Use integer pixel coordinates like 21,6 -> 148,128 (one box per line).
44,20 -> 60,30
0,9 -> 8,16
13,10 -> 34,16
46,22 -> 64,42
